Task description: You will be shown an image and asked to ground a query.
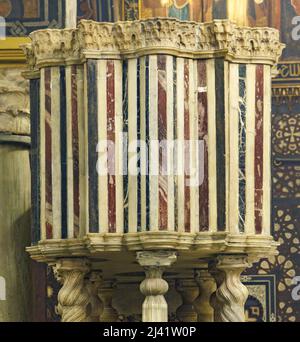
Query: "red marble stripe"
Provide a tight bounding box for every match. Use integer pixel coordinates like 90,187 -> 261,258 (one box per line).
197,60 -> 209,232
71,65 -> 80,238
254,65 -> 264,234
184,59 -> 190,233
45,68 -> 53,239
107,61 -> 116,233
158,55 -> 168,231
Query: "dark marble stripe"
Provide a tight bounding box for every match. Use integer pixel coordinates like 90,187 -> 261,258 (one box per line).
239,65 -> 247,233
145,56 -> 150,231
30,78 -> 41,244
255,65 -> 264,234
71,65 -> 80,238
137,59 -> 141,232
60,67 -> 68,239
184,59 -> 190,233
215,58 -> 226,231
197,60 -> 209,232
173,56 -> 178,232
45,68 -> 53,239
107,61 -> 116,233
87,60 -> 99,233
158,55 -> 168,231
123,60 -> 129,233
213,0 -> 227,19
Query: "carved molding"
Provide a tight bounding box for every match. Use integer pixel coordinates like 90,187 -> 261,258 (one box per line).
26,232 -> 278,264
23,18 -> 284,72
0,68 -> 30,136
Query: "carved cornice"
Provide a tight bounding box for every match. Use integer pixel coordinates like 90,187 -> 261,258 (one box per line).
23,18 -> 284,72
26,232 -> 278,264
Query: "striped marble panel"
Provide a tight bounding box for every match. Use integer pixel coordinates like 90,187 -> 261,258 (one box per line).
44,67 -> 53,240
30,77 -> 41,244
130,57 -> 213,233
87,60 -> 99,233
36,56 -> 273,239
262,65 -> 271,236
87,59 -> 124,234
40,65 -> 85,240
215,58 -> 226,232
228,63 -> 266,235
197,60 -> 209,232
255,65 -> 264,234
239,64 -> 247,233
66,65 -> 83,238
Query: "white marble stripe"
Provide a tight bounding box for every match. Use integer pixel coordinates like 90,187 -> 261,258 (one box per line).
245,64 -> 256,235
98,60 -> 108,232
65,66 -> 74,238
189,59 -> 199,233
65,0 -> 77,28
207,59 -> 218,233
149,55 -> 159,231
40,69 -> 46,240
128,58 -> 138,232
166,55 -> 175,231
228,63 -> 240,234
263,65 -> 271,236
114,60 -> 124,234
176,58 -> 185,232
51,67 -> 62,239
140,57 -> 147,232
224,61 -> 230,232
79,65 -> 88,236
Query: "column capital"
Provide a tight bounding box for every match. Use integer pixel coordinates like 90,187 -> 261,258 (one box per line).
210,254 -> 250,272
54,258 -> 91,275
136,251 -> 177,268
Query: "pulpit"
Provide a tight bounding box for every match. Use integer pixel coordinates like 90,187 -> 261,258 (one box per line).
22,18 -> 284,322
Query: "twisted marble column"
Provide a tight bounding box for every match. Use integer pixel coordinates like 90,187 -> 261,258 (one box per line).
54,258 -> 92,322
194,269 -> 216,322
209,255 -> 250,322
137,251 -> 177,322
